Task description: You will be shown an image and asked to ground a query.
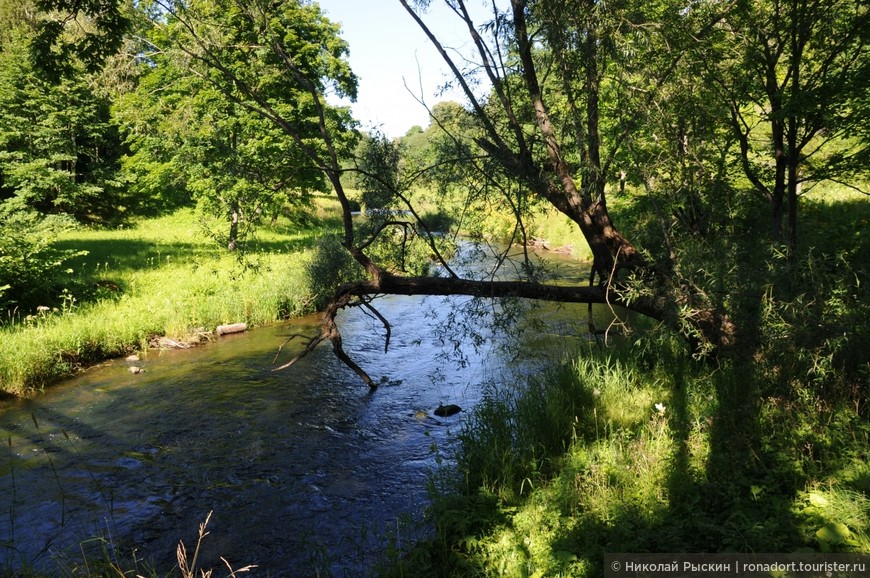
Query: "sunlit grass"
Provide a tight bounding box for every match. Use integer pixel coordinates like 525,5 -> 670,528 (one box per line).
0,203 -> 341,396
530,207 -> 594,261
388,319 -> 869,576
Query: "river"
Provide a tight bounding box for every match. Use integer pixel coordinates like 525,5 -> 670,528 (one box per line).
0,247 -> 614,576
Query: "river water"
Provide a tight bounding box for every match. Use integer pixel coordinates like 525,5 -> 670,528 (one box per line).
0,248 -> 612,576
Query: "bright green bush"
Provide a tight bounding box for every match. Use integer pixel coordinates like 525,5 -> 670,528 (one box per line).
304,234 -> 367,310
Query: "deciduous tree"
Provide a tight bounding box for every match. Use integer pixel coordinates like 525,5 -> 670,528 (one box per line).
108,0 -> 868,387
691,0 -> 870,250
0,20 -> 125,222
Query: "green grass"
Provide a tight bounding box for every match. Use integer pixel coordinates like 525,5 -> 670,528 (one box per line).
529,208 -> 594,261
0,201 -> 341,396
377,188 -> 870,577
382,342 -> 869,577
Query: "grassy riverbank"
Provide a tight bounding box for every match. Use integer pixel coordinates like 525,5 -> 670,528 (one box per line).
0,203 -> 338,397
381,341 -> 869,576
0,189 -> 593,398
377,191 -> 870,576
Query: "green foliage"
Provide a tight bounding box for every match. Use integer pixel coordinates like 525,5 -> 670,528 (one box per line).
529,208 -> 593,260
29,0 -> 129,77
796,486 -> 870,553
114,0 -> 354,248
387,186 -> 869,573
687,0 -> 870,246
0,25 -> 127,223
456,353 -> 664,504
0,213 -> 86,313
418,207 -> 455,234
357,133 -> 401,210
391,100 -> 545,245
305,234 -> 366,311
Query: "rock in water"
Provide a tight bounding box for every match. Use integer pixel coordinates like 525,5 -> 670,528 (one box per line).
129,366 -> 143,374
434,404 -> 462,417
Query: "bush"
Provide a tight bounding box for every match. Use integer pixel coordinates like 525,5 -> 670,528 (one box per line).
0,213 -> 85,315
419,208 -> 454,234
304,235 -> 366,310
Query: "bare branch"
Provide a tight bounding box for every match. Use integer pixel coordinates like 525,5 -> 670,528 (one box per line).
361,300 -> 392,354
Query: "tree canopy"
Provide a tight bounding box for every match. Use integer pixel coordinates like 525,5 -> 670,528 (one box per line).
0,10 -> 125,222
0,0 -> 867,385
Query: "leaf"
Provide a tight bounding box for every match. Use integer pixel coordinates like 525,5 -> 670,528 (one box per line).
807,492 -> 829,508
816,522 -> 851,546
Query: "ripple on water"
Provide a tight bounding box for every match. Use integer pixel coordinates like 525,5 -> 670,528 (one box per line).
0,250 -> 605,575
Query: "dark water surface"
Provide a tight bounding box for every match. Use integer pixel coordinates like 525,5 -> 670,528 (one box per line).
0,249 -> 609,576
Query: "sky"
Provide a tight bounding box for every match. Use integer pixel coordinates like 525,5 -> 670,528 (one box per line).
315,0 -> 492,138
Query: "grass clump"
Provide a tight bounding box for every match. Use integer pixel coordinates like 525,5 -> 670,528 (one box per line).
381,190 -> 869,576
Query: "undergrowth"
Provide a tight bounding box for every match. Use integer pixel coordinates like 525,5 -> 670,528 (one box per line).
379,336 -> 869,577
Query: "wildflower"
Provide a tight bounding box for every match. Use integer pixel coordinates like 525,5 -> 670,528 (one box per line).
654,402 -> 666,414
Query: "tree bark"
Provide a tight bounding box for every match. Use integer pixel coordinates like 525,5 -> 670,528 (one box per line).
275,272 -> 663,390
510,0 -> 644,284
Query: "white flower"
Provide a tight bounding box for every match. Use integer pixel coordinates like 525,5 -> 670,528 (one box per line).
654,403 -> 666,414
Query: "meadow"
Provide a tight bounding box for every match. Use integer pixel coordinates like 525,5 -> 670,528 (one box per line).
0,201 -> 340,397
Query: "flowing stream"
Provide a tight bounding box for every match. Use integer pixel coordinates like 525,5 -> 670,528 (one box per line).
0,248 -> 616,576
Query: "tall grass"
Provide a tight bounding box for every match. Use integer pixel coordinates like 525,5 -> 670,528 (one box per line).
529,207 -> 594,260
381,190 -> 870,577
0,204 -> 338,396
385,337 -> 869,577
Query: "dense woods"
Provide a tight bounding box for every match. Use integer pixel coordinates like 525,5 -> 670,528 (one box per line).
0,0 -> 869,574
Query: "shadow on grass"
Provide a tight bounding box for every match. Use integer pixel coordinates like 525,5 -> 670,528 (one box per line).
54,238 -> 210,273
44,226 -> 320,312
536,361 -> 807,578
54,233 -> 317,274
800,196 -> 870,258
402,237 -> 866,576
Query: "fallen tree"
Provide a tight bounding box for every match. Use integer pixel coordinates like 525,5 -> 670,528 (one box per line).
149,0 -> 748,388
273,272 -> 658,386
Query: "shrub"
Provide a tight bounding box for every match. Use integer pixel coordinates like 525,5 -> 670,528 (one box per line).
0,213 -> 85,315
304,235 -> 366,310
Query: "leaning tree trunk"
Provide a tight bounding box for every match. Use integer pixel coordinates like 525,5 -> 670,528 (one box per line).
511,0 -> 644,282
168,0 -> 737,389
508,0 -> 734,351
